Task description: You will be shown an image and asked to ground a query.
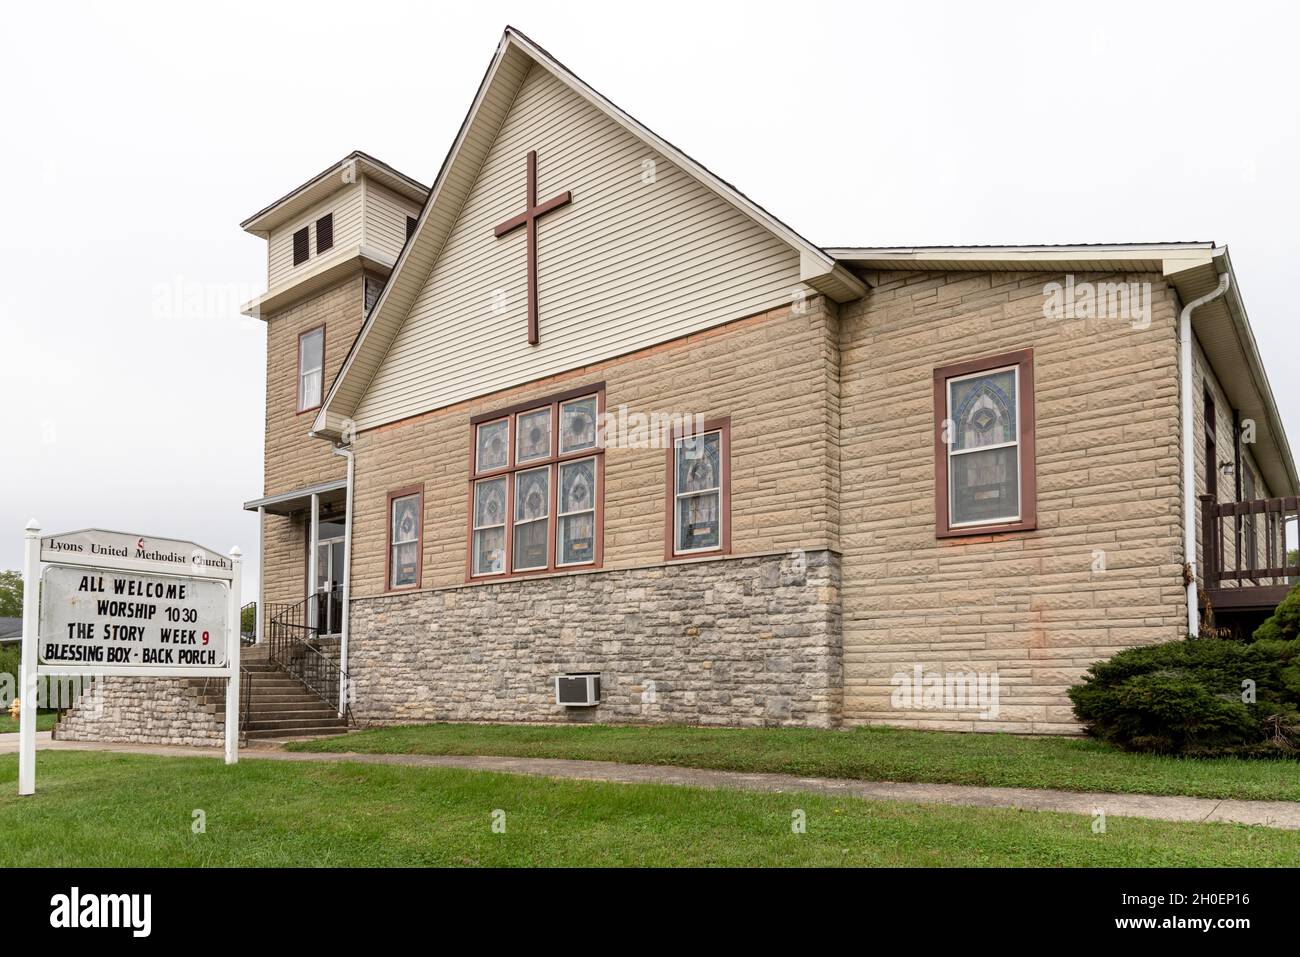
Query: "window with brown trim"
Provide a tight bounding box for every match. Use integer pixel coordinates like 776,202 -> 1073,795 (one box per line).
467,384 -> 604,580
665,417 -> 731,559
315,213 -> 334,253
292,226 -> 309,266
297,326 -> 324,413
387,486 -> 423,591
934,350 -> 1036,537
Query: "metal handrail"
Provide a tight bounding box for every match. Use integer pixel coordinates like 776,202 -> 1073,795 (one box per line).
239,664 -> 251,746
267,596 -> 352,723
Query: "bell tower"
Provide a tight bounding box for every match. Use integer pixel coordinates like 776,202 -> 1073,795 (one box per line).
238,152 -> 428,643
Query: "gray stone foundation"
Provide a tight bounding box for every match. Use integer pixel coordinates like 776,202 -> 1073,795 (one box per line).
348,549 -> 842,728
54,676 -> 224,747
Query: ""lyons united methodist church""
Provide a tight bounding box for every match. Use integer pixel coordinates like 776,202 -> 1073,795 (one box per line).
57,27 -> 1298,745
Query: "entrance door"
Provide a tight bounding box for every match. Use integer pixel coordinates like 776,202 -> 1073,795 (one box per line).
313,522 -> 346,637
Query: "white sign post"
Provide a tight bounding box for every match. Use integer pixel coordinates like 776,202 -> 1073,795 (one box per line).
224,547 -> 241,765
18,523 -> 242,795
18,521 -> 40,796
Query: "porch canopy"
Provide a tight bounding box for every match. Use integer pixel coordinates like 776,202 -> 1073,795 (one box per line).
243,479 -> 347,517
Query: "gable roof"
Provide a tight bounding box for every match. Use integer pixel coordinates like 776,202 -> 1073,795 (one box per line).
312,26 -> 866,439
304,31 -> 1294,500
241,150 -> 428,237
833,241 -> 1297,497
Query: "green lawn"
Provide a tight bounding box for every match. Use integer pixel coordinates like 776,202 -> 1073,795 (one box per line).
0,751 -> 1295,867
0,712 -> 58,734
289,722 -> 1300,802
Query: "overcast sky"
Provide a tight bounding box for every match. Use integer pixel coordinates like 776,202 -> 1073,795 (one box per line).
2,0 -> 1298,602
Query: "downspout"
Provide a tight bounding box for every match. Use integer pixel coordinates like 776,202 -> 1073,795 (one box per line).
1181,270 -> 1231,637
332,444 -> 354,717
256,506 -> 265,644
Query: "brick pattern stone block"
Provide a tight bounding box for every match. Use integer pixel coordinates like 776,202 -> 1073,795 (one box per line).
347,299 -> 840,597
263,275 -> 365,497
838,270 -> 1188,734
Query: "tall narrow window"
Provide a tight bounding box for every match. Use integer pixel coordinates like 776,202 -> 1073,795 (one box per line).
934,350 -> 1036,537
297,326 -> 324,413
558,457 -> 597,565
316,213 -> 334,253
292,226 -> 310,266
364,275 -> 383,314
467,385 -> 605,580
513,466 -> 550,571
1204,389 -> 1218,500
666,418 -> 731,558
1243,466 -> 1257,577
387,487 -> 423,590
472,476 -> 507,576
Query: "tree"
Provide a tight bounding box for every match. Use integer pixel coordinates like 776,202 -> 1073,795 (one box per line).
240,602 -> 256,637
0,571 -> 21,618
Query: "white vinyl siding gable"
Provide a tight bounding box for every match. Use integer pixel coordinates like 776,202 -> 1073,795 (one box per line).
364,180 -> 424,261
351,64 -> 803,430
266,182 -> 365,287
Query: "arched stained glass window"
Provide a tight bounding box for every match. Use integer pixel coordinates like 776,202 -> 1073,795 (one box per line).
936,351 -> 1036,536
468,387 -> 604,578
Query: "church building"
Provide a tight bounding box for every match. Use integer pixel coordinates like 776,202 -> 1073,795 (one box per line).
58,27 -> 1297,744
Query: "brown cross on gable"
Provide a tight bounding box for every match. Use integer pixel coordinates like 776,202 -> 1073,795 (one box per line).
493,150 -> 572,345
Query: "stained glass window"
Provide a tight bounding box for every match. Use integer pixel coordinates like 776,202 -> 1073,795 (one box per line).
472,478 -> 507,576
513,467 -> 550,571
476,418 -> 509,472
558,458 -> 596,565
389,492 -> 421,588
469,390 -> 604,577
674,429 -> 724,553
559,395 -> 599,454
516,408 -> 551,463
947,365 -> 1020,527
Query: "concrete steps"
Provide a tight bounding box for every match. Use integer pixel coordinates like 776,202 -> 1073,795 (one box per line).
189,647 -> 349,741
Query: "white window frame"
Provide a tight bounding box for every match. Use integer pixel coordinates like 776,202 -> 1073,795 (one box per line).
673,429 -> 724,556
515,407 -> 553,465
298,327 -> 324,413
471,476 -> 508,578
945,363 -> 1022,529
388,492 -> 421,590
475,417 -> 510,473
558,395 -> 600,455
556,456 -> 599,568
511,465 -> 551,572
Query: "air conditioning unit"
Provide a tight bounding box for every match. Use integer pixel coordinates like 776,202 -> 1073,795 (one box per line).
555,673 -> 600,707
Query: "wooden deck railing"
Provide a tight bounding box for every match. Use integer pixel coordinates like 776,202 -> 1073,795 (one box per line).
1200,494 -> 1298,611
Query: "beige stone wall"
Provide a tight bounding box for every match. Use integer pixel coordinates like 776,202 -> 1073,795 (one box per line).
262,511 -> 308,613
348,298 -> 839,598
259,273 -> 368,629
263,274 -> 365,496
838,270 -> 1187,734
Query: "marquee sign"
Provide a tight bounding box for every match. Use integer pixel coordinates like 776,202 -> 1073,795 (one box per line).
40,528 -> 234,580
17,522 -> 244,796
39,565 -> 228,669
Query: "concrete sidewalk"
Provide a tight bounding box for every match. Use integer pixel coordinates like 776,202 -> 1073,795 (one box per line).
5,733 -> 1299,830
